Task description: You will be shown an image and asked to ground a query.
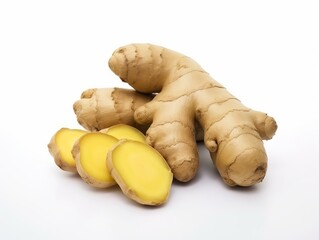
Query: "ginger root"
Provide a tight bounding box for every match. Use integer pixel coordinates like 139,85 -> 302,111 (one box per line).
72,43 -> 277,186
107,140 -> 173,205
74,88 -> 204,140
107,43 -> 277,186
72,132 -> 118,188
100,124 -> 147,143
73,88 -> 153,133
48,128 -> 87,172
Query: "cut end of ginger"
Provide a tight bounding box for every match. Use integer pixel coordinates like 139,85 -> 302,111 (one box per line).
72,132 -> 118,188
100,124 -> 146,143
107,140 -> 173,206
48,128 -> 87,172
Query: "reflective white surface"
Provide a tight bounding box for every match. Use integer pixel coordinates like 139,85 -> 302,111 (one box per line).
1,1 -> 318,239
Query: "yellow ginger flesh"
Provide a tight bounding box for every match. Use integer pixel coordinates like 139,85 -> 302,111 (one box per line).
73,132 -> 118,187
48,128 -> 87,172
100,124 -> 146,143
107,140 -> 173,205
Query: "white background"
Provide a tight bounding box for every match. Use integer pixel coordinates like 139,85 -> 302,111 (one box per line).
0,0 -> 318,239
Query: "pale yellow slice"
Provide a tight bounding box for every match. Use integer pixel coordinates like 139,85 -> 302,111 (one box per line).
107,140 -> 173,206
48,128 -> 87,172
72,132 -> 118,188
100,124 -> 146,143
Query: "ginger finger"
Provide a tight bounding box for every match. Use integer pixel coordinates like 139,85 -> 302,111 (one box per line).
73,88 -> 153,133
73,87 -> 204,141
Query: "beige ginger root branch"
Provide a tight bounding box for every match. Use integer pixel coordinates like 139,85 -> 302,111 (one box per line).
73,88 -> 204,140
107,139 -> 173,205
73,88 -> 153,133
107,43 -> 277,186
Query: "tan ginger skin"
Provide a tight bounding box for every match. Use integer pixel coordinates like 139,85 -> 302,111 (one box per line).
75,44 -> 277,186
74,88 -> 204,140
73,88 -> 153,133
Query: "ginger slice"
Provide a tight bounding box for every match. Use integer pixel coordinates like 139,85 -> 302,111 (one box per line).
100,124 -> 146,143
72,132 -> 118,188
107,140 -> 173,206
48,128 -> 87,172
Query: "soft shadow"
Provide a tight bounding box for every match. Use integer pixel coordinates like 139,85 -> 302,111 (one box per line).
110,191 -> 170,210
132,200 -> 169,210
58,168 -> 169,209
172,175 -> 200,187
80,182 -> 120,194
197,142 -> 220,181
224,184 -> 261,193
196,142 -> 265,193
172,142 -> 220,187
63,171 -> 121,194
84,182 -> 169,209
64,172 -> 81,179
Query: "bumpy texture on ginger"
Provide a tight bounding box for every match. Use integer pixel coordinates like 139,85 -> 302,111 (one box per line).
73,88 -> 153,133
74,88 -> 204,140
107,43 -> 277,186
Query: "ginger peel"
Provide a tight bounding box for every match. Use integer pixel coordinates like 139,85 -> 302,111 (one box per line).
73,88 -> 153,134
107,43 -> 277,186
74,88 -> 204,140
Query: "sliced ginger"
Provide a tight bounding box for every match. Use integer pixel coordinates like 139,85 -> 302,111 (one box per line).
100,124 -> 146,143
107,140 -> 173,206
48,128 -> 87,172
72,132 -> 118,188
